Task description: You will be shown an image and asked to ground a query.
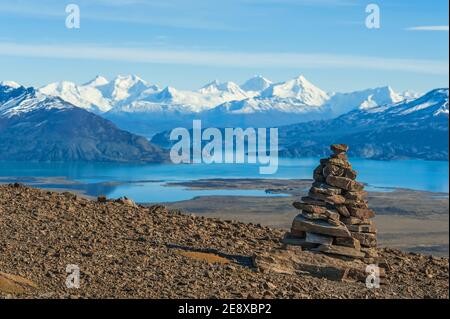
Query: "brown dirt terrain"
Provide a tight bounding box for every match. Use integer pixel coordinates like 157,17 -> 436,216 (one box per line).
0,184 -> 448,299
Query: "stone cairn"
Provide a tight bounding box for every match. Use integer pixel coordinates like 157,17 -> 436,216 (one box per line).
283,144 -> 378,260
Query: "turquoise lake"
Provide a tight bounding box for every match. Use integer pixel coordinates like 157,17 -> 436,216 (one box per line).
0,158 -> 448,203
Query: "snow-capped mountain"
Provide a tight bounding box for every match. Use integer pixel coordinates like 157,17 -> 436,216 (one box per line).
260,75 -> 329,106
2,78 -> 447,162
277,88 -> 449,160
325,86 -> 407,116
39,75 -> 160,113
0,83 -> 167,162
200,75 -> 332,127
39,80 -> 111,113
1,84 -> 73,117
7,74 -> 423,137
241,75 -> 273,93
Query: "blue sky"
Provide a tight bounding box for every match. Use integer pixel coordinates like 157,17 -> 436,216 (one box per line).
0,0 -> 448,93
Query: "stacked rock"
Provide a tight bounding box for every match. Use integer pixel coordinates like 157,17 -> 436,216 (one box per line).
283,144 -> 378,260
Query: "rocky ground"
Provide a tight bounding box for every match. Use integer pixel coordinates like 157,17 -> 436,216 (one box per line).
0,184 -> 448,299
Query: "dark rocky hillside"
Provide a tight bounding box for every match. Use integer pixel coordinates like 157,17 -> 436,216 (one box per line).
0,84 -> 168,163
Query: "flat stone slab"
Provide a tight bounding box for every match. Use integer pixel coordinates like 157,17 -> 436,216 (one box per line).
335,237 -> 361,250
341,216 -> 372,225
347,224 -> 377,234
317,244 -> 365,259
301,196 -> 327,207
292,214 -> 351,238
305,232 -> 334,245
254,247 -> 383,283
326,175 -> 364,192
282,233 -> 320,249
308,191 -> 346,205
310,185 -> 342,196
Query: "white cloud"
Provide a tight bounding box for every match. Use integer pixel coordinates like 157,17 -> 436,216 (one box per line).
0,42 -> 447,75
406,25 -> 449,31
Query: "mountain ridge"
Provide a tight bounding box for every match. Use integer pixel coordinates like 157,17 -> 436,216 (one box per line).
30,74 -> 419,136
277,88 -> 449,160
0,83 -> 168,163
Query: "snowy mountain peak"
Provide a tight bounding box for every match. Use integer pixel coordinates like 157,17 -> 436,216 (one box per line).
359,88 -> 449,118
241,75 -> 273,92
198,80 -> 248,99
110,74 -> 149,91
260,75 -> 329,106
84,75 -> 109,87
153,86 -> 178,100
98,75 -> 159,106
358,86 -> 404,110
0,81 -> 21,89
1,85 -> 74,118
39,80 -> 112,113
325,85 -> 408,116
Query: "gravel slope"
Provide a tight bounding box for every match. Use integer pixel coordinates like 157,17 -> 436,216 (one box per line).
0,184 -> 448,299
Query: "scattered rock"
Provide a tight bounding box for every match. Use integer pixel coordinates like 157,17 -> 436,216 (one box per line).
97,195 -> 107,203
0,184 -> 447,299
